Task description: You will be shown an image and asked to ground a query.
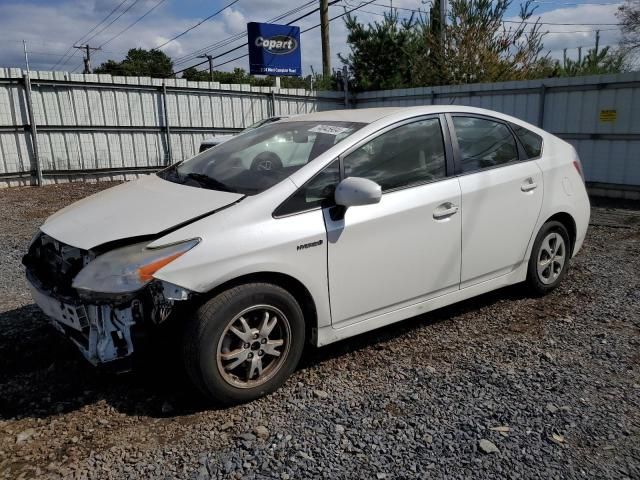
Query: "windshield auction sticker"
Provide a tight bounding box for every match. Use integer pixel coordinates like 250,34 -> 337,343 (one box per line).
308,125 -> 352,136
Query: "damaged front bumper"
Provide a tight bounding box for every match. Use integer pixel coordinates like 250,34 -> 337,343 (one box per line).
23,233 -> 194,366
27,274 -> 193,366
27,277 -> 140,364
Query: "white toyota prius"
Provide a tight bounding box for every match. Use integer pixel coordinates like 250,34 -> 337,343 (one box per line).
24,106 -> 590,404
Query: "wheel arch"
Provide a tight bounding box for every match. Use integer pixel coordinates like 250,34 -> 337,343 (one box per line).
544,211 -> 577,255
197,271 -> 319,344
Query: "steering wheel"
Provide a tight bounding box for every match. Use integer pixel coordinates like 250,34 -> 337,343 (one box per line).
250,152 -> 283,172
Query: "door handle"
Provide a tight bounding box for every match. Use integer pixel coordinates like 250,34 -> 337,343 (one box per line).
433,203 -> 459,220
521,179 -> 538,192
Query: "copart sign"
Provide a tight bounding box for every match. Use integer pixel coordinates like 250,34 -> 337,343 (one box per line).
247,22 -> 302,76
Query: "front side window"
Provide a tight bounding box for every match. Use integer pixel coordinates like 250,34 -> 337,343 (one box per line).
274,160 -> 341,216
343,118 -> 446,191
452,116 -> 518,173
158,121 -> 364,195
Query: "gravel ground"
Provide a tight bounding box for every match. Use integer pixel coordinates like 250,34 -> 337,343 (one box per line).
0,182 -> 639,479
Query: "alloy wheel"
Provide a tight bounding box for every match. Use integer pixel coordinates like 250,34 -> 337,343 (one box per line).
216,305 -> 291,389
536,232 -> 566,285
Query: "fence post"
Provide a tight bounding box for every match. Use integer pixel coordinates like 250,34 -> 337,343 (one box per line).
270,91 -> 276,117
342,65 -> 349,108
23,73 -> 43,186
537,84 -> 546,128
161,83 -> 172,165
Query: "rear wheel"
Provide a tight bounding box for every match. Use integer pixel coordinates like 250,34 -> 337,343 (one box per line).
183,283 -> 305,405
526,221 -> 571,295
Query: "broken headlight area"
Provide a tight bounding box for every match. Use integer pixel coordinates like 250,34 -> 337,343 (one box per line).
23,233 -> 198,366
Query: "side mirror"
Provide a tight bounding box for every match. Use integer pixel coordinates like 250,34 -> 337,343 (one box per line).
334,177 -> 382,208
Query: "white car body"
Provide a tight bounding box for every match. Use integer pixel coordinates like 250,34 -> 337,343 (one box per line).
25,106 -> 590,369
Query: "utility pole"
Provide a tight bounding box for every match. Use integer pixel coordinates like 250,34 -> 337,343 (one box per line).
74,44 -> 100,74
320,0 -> 331,78
22,40 -> 30,73
440,0 -> 447,44
198,54 -> 214,79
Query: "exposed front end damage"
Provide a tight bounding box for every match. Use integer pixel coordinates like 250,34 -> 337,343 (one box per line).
23,233 -> 193,366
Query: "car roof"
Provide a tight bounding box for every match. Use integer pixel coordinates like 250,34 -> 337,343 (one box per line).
282,105 -> 532,127
283,107 -> 406,124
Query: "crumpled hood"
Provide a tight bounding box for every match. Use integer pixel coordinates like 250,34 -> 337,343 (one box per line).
41,174 -> 243,250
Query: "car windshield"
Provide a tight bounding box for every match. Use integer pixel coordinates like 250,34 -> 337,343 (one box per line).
158,120 -> 365,195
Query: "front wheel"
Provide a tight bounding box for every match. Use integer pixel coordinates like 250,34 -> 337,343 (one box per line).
526,221 -> 571,295
183,283 -> 305,405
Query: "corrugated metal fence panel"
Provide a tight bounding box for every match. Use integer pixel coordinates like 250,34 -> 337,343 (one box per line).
354,72 -> 640,188
2,69 -> 637,191
0,69 -> 32,176
0,70 -> 343,185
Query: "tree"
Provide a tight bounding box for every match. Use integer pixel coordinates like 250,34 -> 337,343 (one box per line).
95,48 -> 173,77
617,0 -> 640,63
340,0 -> 550,90
339,10 -> 418,91
415,0 -> 548,85
555,31 -> 627,77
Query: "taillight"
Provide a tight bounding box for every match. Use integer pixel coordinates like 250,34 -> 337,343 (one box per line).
573,159 -> 585,183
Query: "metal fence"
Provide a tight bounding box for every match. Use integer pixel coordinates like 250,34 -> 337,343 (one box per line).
1,68 -> 638,198
355,72 -> 640,199
0,68 -> 344,186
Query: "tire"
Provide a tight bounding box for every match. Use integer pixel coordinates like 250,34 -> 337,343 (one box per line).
183,283 -> 305,405
526,220 -> 571,295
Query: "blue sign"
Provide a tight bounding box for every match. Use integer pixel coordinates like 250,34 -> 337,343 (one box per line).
247,22 -> 301,76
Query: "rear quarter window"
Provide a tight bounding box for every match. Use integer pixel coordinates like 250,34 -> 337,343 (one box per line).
510,123 -> 543,158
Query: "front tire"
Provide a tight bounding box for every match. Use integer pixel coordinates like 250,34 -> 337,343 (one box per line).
526,221 -> 571,295
183,283 -> 305,405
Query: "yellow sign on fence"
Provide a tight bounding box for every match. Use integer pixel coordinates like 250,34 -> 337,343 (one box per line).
599,109 -> 617,122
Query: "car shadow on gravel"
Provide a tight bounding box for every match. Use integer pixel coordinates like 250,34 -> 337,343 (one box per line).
0,284 -> 529,421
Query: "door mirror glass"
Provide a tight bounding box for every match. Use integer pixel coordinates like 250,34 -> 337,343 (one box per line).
334,177 -> 382,207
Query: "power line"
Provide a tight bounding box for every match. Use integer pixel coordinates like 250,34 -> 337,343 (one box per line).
99,0 -> 168,48
68,0 -> 146,72
360,1 -> 622,26
171,0 -> 329,70
153,0 -> 241,51
349,3 -> 621,33
51,0 -> 129,69
176,0 -> 377,76
173,0 -> 345,75
82,0 -> 143,46
172,0 -> 317,66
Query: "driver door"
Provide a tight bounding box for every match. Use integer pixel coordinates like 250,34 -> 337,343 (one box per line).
324,116 -> 462,328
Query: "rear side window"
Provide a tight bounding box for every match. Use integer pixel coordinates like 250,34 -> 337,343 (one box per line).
452,116 -> 518,173
274,160 -> 341,216
511,123 -> 543,158
342,118 -> 447,191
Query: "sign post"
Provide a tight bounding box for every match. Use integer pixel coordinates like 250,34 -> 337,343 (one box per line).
247,22 -> 302,77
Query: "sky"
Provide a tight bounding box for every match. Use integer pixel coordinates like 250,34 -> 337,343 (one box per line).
0,0 -> 625,77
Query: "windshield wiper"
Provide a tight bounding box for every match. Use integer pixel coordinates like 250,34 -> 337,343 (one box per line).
184,172 -> 237,193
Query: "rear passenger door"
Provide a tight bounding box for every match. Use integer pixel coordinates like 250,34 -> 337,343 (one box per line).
448,114 -> 544,287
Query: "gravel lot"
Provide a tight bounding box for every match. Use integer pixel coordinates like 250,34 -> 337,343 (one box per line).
0,181 -> 639,479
